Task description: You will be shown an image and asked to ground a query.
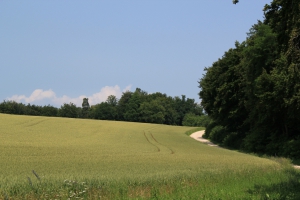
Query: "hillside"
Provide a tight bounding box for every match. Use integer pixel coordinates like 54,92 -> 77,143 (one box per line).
0,113 -> 298,199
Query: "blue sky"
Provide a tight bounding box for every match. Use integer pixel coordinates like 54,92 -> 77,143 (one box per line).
0,0 -> 271,107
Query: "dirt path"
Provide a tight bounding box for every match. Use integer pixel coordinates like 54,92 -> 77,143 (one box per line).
190,130 -> 300,169
190,130 -> 220,147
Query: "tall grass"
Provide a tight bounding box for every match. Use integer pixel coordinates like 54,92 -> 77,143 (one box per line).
0,113 -> 299,199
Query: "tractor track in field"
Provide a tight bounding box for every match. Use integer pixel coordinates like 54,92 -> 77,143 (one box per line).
15,117 -> 49,127
149,132 -> 174,154
142,126 -> 174,154
14,117 -> 40,126
143,131 -> 160,152
25,119 -> 49,127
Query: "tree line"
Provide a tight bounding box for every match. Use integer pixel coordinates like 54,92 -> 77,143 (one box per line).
0,88 -> 209,127
199,0 -> 300,159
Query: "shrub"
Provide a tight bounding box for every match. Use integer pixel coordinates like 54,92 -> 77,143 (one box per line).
202,120 -> 217,139
283,137 -> 300,159
222,132 -> 242,149
208,125 -> 226,144
182,113 -> 210,127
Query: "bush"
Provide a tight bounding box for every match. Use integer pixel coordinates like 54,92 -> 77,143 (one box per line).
182,113 -> 210,127
208,125 -> 226,144
58,103 -> 80,118
222,132 -> 242,149
202,120 -> 217,139
283,137 -> 300,159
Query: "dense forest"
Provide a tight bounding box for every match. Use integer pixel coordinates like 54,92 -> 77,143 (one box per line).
199,0 -> 300,159
0,88 -> 209,127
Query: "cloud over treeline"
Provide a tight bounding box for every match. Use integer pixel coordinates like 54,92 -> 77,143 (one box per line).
7,85 -> 132,107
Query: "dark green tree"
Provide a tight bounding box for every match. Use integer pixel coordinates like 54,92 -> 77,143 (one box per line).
157,96 -> 179,125
90,95 -> 118,120
139,99 -> 166,124
106,95 -> 118,106
182,113 -> 210,127
117,91 -> 132,121
124,91 -> 141,122
0,101 -> 26,115
81,98 -> 90,118
199,0 -> 300,158
41,105 -> 58,116
199,41 -> 247,147
58,102 -> 79,118
91,102 -> 117,120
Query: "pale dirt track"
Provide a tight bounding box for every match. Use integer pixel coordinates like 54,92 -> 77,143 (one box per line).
190,130 -> 219,147
190,130 -> 300,169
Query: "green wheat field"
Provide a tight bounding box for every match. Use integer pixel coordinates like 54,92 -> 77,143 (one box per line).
0,113 -> 299,199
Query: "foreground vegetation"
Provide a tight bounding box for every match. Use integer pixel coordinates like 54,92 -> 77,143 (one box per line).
0,114 -> 299,199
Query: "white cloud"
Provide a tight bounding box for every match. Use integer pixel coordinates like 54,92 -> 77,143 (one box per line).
7,85 -> 132,107
122,85 -> 132,93
8,89 -> 56,103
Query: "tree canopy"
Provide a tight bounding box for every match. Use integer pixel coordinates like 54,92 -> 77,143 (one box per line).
199,0 -> 300,159
1,88 -> 208,127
